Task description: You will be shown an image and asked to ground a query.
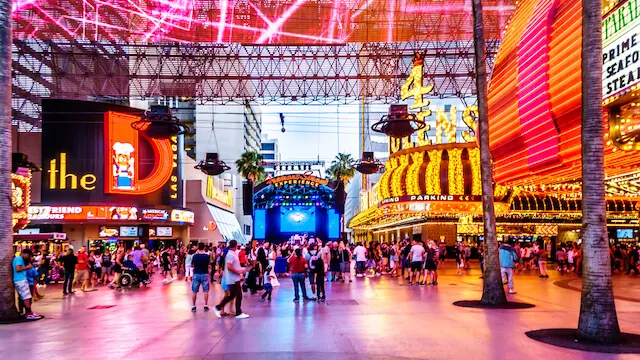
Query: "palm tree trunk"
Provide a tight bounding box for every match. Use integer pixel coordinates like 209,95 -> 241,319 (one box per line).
577,0 -> 620,343
0,0 -> 19,321
472,0 -> 506,305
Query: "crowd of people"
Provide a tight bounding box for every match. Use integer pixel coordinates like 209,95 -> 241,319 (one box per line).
14,236 -> 640,321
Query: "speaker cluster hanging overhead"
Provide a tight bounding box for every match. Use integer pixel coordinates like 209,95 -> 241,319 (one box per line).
353,152 -> 383,174
371,104 -> 426,138
195,153 -> 230,176
131,105 -> 189,139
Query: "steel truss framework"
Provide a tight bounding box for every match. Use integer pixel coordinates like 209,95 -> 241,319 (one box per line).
13,39 -> 501,129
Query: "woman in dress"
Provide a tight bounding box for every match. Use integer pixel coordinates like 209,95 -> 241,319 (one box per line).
267,243 -> 280,287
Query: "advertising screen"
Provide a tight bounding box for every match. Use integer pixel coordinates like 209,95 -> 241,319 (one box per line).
156,226 -> 173,237
119,226 -> 138,237
254,209 -> 266,240
327,209 -> 340,239
617,228 -> 634,239
280,206 -> 315,233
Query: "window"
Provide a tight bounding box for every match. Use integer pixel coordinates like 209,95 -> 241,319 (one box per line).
262,153 -> 275,160
244,224 -> 251,235
261,143 -> 275,151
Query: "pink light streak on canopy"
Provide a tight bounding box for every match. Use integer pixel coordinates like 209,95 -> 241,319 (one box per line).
12,0 -> 515,44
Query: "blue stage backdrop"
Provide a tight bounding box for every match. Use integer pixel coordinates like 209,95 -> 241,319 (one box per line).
280,206 -> 316,233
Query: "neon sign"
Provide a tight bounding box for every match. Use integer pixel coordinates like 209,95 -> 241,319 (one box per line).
266,174 -> 329,187
392,55 -> 478,154
12,170 -> 31,231
48,153 -> 97,190
104,111 -> 174,195
206,177 -> 233,207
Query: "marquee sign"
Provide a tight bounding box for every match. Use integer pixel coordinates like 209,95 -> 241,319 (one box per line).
603,0 -> 640,99
12,170 -> 31,232
206,176 -> 233,208
266,174 -> 329,187
379,194 -> 481,206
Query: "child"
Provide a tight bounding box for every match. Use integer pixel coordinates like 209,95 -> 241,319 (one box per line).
455,247 -> 464,276
311,249 -> 326,302
261,265 -> 275,301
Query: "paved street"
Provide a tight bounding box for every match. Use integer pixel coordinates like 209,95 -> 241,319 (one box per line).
2,263 -> 640,360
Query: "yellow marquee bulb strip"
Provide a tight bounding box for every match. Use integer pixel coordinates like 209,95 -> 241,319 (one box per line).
406,151 -> 424,195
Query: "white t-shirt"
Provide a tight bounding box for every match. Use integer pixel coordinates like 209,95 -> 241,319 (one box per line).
353,245 -> 367,262
410,245 -> 426,262
224,250 -> 242,283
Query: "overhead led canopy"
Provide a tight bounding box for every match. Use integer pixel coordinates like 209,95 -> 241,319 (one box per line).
12,0 -> 514,44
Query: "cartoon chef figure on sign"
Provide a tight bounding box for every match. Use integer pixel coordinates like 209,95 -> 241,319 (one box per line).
112,142 -> 135,189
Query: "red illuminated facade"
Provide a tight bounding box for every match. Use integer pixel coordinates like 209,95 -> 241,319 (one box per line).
487,0 -> 640,186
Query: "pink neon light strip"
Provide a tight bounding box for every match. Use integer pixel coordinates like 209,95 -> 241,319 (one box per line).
516,0 -> 561,172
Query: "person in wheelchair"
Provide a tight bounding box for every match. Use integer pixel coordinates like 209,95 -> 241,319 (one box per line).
122,255 -> 151,286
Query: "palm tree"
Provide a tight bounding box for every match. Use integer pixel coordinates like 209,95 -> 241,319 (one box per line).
577,0 -> 620,343
235,150 -> 265,183
0,0 -> 19,321
327,153 -> 356,186
327,153 -> 356,240
472,0 -> 507,305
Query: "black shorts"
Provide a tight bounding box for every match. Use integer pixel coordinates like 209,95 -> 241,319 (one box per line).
113,264 -> 122,273
94,268 -> 102,277
410,261 -> 423,271
425,261 -> 437,271
163,263 -> 172,272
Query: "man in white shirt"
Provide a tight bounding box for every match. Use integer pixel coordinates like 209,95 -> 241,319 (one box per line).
214,240 -> 249,319
409,240 -> 426,285
353,243 -> 367,277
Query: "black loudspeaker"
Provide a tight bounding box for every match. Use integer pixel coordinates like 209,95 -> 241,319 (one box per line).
243,182 -> 253,215
334,182 -> 346,214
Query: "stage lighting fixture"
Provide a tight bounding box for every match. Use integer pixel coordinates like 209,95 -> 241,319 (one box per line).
372,104 -> 426,138
194,153 -> 231,175
354,151 -> 384,174
131,105 -> 189,139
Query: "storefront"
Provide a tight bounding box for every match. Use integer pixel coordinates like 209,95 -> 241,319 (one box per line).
185,174 -> 245,246
26,206 -> 194,251
18,99 -> 194,252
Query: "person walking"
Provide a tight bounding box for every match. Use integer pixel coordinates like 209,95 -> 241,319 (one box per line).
75,246 -> 90,292
59,246 -> 78,295
214,240 -> 249,319
101,249 -> 112,284
288,247 -> 315,301
409,240 -> 425,285
261,265 -> 275,301
353,242 -> 367,278
537,245 -> 549,278
499,240 -> 519,294
340,242 -> 352,282
191,243 -> 211,312
311,247 -> 326,302
626,245 -> 639,275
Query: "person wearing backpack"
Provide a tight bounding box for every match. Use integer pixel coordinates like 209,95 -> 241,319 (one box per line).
499,240 -> 519,294
309,245 -> 326,302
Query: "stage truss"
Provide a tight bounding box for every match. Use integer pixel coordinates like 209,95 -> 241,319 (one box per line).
13,39 -> 503,130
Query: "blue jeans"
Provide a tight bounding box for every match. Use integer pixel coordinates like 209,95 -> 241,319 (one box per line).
291,273 -> 308,300
192,273 -> 210,293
